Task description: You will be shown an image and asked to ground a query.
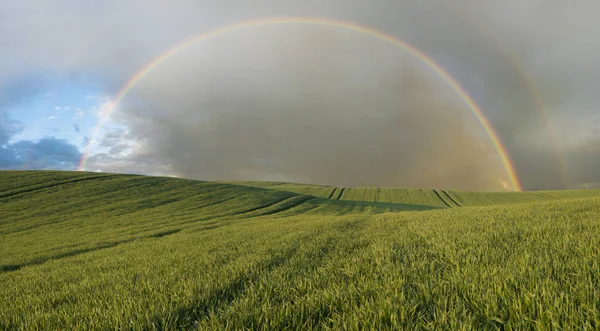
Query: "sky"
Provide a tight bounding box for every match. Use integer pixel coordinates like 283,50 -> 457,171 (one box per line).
0,0 -> 598,191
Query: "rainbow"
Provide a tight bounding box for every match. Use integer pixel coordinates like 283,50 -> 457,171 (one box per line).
499,55 -> 569,189
436,4 -> 569,189
78,17 -> 523,191
519,73 -> 569,188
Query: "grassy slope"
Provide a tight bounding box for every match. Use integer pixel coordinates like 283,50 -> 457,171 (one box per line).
1,171 -> 600,329
0,172 -> 438,272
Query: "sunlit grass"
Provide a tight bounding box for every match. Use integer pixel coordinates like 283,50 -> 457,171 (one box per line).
1,171 -> 599,329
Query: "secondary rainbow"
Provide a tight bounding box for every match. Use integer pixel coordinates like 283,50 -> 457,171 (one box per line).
518,72 -> 569,188
463,16 -> 569,188
435,3 -> 568,189
78,17 -> 523,191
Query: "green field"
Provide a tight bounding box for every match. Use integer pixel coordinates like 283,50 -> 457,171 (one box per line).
1,170 -> 599,329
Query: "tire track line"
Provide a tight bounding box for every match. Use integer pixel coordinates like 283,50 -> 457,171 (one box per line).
441,190 -> 461,207
432,189 -> 452,208
0,175 -> 118,200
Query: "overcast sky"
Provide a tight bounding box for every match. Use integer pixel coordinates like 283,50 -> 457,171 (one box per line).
1,0 -> 598,191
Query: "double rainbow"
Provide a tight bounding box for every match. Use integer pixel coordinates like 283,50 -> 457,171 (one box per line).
78,17 -> 523,191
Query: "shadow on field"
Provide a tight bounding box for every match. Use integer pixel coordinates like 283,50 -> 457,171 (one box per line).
225,182 -> 442,212
307,197 -> 440,213
149,229 -> 182,238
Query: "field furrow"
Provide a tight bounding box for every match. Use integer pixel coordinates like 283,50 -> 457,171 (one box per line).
432,189 -> 452,208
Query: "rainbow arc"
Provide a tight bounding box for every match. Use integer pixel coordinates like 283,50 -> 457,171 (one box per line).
78,17 -> 523,191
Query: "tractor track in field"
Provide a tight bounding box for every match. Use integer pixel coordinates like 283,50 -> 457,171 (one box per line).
326,188 -> 336,200
330,187 -> 346,200
535,192 -> 558,200
432,189 -> 452,208
233,195 -> 317,218
441,190 -> 461,207
0,229 -> 183,273
0,175 -> 118,200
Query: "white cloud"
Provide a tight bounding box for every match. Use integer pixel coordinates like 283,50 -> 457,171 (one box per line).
54,106 -> 69,114
76,95 -> 173,175
96,99 -> 116,120
83,146 -> 175,177
75,108 -> 84,119
77,95 -> 147,172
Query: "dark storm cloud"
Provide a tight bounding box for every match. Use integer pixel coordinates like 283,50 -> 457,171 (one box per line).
1,0 -> 599,190
116,34 -> 508,190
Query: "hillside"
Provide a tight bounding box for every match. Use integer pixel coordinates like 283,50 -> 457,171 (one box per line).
0,171 -> 435,273
1,171 -> 599,329
229,180 -> 600,207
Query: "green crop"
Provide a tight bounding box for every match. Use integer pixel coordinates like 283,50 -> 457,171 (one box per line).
1,171 -> 599,330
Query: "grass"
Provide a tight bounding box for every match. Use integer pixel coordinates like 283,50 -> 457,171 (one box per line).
230,181 -> 600,207
1,170 -> 599,329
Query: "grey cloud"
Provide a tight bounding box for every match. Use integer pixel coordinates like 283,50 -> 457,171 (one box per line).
2,0 -> 600,190
117,40 -> 509,190
98,128 -> 138,156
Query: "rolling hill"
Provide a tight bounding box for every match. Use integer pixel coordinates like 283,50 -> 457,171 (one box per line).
1,171 -> 599,329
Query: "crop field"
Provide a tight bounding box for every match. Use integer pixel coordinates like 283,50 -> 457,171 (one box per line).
1,170 -> 600,329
